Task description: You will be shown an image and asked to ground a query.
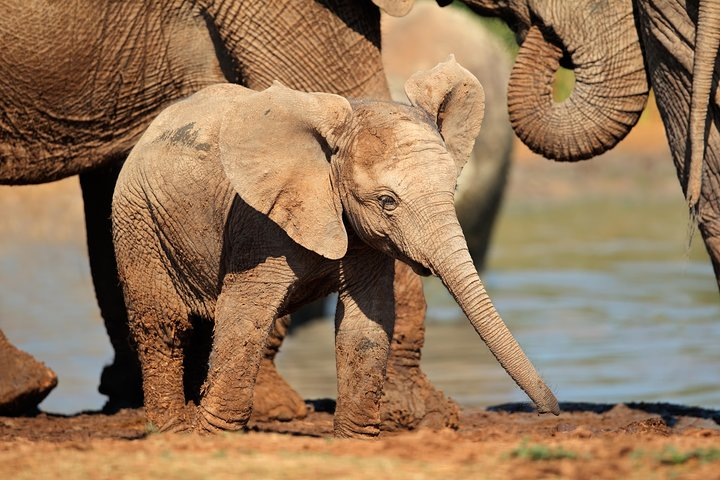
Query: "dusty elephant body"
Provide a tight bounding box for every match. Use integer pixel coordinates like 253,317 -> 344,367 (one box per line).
0,0 -> 460,422
112,60 -> 558,436
634,0 -> 720,280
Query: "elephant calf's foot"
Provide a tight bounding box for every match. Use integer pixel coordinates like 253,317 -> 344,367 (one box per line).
250,357 -> 307,423
151,415 -> 193,434
145,404 -> 199,433
333,415 -> 381,439
380,362 -> 459,432
194,403 -> 249,434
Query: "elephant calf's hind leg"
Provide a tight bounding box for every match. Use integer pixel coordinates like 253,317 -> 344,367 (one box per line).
132,312 -> 193,432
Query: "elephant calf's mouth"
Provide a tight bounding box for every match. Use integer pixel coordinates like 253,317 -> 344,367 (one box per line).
408,262 -> 431,277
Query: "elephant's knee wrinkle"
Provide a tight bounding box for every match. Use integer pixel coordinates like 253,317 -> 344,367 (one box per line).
333,415 -> 381,439
197,402 -> 250,433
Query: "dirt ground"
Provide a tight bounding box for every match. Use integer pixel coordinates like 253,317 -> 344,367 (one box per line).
3,101 -> 720,479
1,402 -> 719,479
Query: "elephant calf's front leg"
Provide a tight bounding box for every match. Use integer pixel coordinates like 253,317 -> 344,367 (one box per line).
250,314 -> 308,423
198,277 -> 287,432
333,256 -> 395,438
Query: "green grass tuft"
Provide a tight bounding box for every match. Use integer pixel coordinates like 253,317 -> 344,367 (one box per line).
145,422 -> 160,435
657,446 -> 720,465
509,440 -> 578,461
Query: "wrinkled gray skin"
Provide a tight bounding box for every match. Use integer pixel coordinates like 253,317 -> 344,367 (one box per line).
382,3 -> 513,271
112,61 -> 559,436
461,0 -> 650,162
0,0 -> 449,421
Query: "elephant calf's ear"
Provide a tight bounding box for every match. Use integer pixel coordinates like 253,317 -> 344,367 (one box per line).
219,83 -> 352,260
404,56 -> 485,174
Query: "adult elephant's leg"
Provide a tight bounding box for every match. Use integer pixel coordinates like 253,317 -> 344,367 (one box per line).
380,261 -> 459,431
697,188 -> 720,291
250,314 -> 308,422
79,161 -> 143,410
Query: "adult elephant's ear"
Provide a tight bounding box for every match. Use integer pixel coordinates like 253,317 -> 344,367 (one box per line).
372,0 -> 414,16
404,56 -> 485,174
219,82 -> 352,260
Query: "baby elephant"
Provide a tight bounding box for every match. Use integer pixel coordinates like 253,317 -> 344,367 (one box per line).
112,58 -> 558,437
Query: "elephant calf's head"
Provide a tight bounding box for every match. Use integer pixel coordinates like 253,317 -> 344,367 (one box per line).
331,60 -> 485,276
220,56 -> 484,268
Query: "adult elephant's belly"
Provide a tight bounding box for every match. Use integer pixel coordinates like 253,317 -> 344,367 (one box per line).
0,3 -> 226,185
0,115 -> 149,185
0,73 -> 223,185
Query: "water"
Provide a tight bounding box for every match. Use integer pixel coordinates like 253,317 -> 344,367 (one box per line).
1,175 -> 719,415
0,240 -> 110,413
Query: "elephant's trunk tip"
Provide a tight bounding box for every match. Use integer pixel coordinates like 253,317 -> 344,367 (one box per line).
537,400 -> 561,416
532,384 -> 560,415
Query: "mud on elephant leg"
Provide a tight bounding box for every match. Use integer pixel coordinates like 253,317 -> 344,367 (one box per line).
380,261 -> 460,431
80,163 -> 143,411
198,279 -> 287,432
250,315 -> 308,423
132,312 -> 193,432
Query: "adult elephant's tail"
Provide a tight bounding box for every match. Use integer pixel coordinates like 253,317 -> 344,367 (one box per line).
687,0 -> 720,212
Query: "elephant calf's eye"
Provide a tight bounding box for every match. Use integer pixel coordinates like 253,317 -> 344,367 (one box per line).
379,194 -> 397,212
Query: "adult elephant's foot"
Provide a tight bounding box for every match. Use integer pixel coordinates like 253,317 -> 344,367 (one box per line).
0,330 -> 58,415
250,357 -> 307,422
249,314 -> 307,423
380,354 -> 459,431
380,261 -> 459,431
99,359 -> 144,412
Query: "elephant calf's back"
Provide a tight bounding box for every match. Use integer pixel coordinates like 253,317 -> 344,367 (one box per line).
112,85 -> 247,319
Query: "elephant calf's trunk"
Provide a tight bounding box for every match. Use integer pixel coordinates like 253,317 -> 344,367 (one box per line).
429,234 -> 559,415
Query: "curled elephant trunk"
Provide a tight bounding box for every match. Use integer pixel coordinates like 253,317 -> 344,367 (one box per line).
507,2 -> 649,161
423,215 -> 559,414
687,0 -> 720,210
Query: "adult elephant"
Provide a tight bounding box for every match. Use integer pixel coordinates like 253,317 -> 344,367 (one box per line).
0,0 -> 462,425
